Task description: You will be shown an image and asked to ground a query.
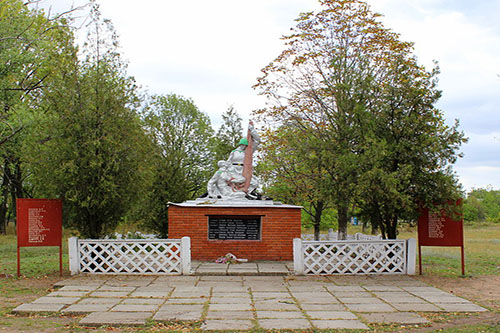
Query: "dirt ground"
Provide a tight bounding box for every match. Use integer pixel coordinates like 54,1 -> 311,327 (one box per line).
1,274 -> 499,332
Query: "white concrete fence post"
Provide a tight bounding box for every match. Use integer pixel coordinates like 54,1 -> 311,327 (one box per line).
293,238 -> 304,275
181,236 -> 191,275
406,238 -> 417,275
68,236 -> 79,275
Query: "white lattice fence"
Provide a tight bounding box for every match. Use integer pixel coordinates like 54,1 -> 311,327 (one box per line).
301,233 -> 382,241
68,237 -> 191,275
293,238 -> 416,275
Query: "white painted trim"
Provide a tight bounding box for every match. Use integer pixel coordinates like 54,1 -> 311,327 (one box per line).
406,238 -> 417,275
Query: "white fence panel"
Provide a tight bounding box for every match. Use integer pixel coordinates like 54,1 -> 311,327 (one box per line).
301,233 -> 382,241
297,239 -> 408,275
69,237 -> 190,275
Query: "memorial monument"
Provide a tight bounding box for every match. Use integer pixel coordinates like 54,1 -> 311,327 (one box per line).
168,122 -> 301,261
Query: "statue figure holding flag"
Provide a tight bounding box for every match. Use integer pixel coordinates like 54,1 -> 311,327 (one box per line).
207,121 -> 261,200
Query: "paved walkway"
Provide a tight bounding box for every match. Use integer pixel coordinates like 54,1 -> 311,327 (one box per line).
13,274 -> 487,330
192,261 -> 292,275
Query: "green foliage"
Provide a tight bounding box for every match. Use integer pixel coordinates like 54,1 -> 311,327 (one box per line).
26,4 -> 150,238
212,106 -> 243,166
140,94 -> 215,237
0,0 -> 79,234
463,188 -> 500,223
254,0 -> 466,239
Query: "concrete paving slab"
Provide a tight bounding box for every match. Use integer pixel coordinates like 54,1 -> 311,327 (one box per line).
121,298 -> 164,305
403,286 -> 445,293
227,266 -> 259,275
197,281 -> 242,288
253,292 -> 292,299
111,304 -> 159,312
211,296 -> 251,304
165,297 -> 207,304
295,296 -> 340,304
258,318 -> 311,329
153,310 -> 202,321
154,275 -> 198,283
257,262 -> 289,275
327,285 -> 365,292
199,275 -> 243,282
330,291 -> 372,297
89,291 -> 130,298
256,310 -> 304,319
346,303 -> 396,312
360,311 -> 430,324
300,303 -> 347,311
211,292 -> 250,297
102,277 -> 155,287
362,285 -> 403,292
245,276 -> 286,282
12,303 -> 65,313
209,303 -> 252,311
211,285 -> 248,293
379,280 -> 428,287
254,300 -> 299,311
171,286 -> 211,293
248,284 -> 288,292
337,297 -> 385,304
202,319 -> 254,330
390,303 -> 444,312
373,291 -> 414,298
97,286 -> 136,292
130,290 -> 170,298
79,311 -> 151,326
59,285 -> 98,291
289,285 -> 330,292
46,291 -> 89,297
435,303 -> 488,312
382,296 -> 428,304
32,296 -> 80,304
135,286 -> 173,292
158,304 -> 204,313
206,311 -> 254,319
154,305 -> 204,321
62,303 -> 113,314
311,319 -> 369,330
420,296 -> 471,303
78,297 -> 122,305
305,310 -> 358,320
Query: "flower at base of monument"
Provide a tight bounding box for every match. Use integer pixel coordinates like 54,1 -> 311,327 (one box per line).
215,253 -> 239,264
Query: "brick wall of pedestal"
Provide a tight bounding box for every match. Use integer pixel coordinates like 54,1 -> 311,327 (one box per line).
168,204 -> 301,261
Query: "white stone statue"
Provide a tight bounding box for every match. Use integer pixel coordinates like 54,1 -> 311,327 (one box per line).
207,121 -> 261,200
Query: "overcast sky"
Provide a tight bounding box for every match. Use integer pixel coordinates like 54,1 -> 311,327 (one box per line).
37,0 -> 500,192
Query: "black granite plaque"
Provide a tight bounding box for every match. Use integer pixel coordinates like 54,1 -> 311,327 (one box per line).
208,216 -> 261,240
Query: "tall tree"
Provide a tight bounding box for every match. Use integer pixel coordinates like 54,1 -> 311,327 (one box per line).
258,124 -> 333,240
0,0 -> 78,233
141,94 -> 215,237
28,4 -> 149,238
254,0 -> 465,238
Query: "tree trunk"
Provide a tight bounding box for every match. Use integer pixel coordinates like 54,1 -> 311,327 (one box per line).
313,201 -> 324,241
337,204 -> 348,240
0,160 -> 10,234
387,215 -> 398,239
370,205 -> 380,235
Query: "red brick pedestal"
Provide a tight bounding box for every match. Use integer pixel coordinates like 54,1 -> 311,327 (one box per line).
168,201 -> 301,261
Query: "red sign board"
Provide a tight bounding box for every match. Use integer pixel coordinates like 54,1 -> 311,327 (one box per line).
16,199 -> 63,276
417,208 -> 463,247
17,199 -> 62,247
417,204 -> 464,275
